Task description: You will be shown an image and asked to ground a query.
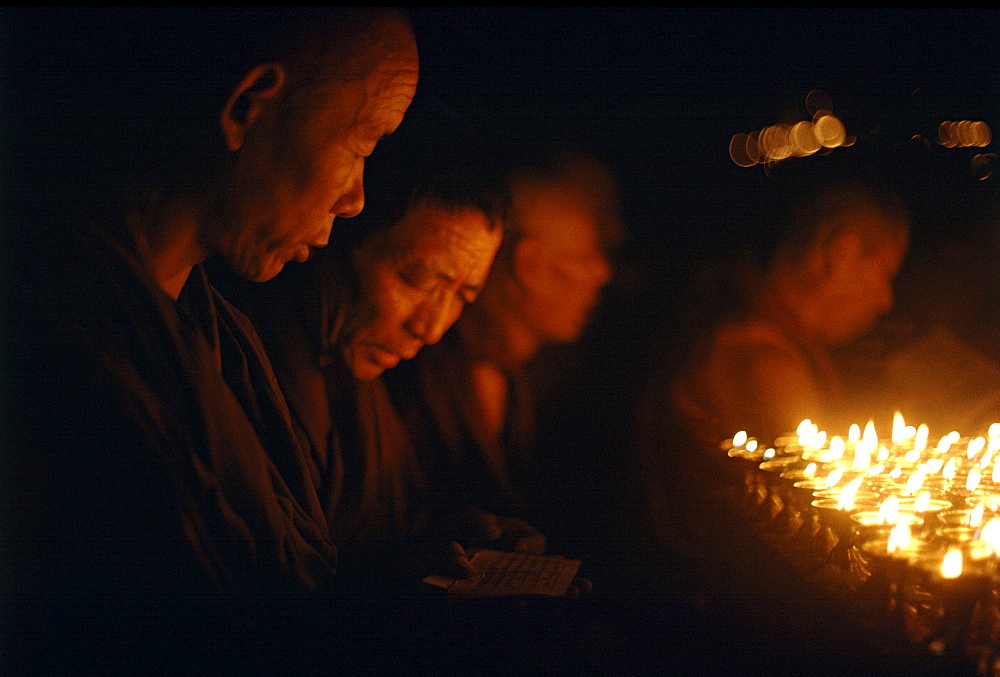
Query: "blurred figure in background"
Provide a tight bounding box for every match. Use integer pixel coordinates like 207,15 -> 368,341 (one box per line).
669,173 -> 909,447
385,145 -> 621,543
631,162 -> 911,657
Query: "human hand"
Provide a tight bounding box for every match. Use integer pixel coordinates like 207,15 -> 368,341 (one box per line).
442,507 -> 547,555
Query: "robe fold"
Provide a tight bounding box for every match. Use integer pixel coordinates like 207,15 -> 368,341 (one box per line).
4,221 -> 337,672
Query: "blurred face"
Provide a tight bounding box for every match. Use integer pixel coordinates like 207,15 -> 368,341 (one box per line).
517,184 -> 614,344
340,204 -> 503,381
211,20 -> 419,282
818,213 -> 907,346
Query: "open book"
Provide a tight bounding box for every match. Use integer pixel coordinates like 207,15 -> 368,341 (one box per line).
423,549 -> 581,599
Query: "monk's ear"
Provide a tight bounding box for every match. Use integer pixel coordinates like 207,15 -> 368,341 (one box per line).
220,63 -> 286,152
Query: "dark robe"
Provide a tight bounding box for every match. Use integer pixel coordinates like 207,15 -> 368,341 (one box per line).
384,326 -> 535,523
4,220 -> 337,673
227,257 -> 429,600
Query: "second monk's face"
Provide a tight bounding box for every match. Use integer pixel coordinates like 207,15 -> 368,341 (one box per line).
340,204 -> 503,381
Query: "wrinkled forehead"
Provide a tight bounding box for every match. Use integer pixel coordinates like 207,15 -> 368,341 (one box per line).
375,204 -> 498,260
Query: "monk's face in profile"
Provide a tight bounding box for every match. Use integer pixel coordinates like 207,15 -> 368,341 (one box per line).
816,207 -> 908,346
340,203 -> 503,381
210,14 -> 419,283
515,183 -> 614,344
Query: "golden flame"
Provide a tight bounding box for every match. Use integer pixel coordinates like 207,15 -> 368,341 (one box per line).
970,502 -> 986,527
993,457 -> 1000,484
746,439 -> 759,452
892,412 -> 906,445
878,496 -> 900,524
796,419 -> 812,443
979,518 -> 1000,555
848,423 -> 861,444
967,467 -> 983,493
980,450 -> 994,470
825,468 -> 844,489
943,458 -> 957,481
915,424 -> 929,452
989,423 -> 1000,440
837,477 -> 864,511
969,437 -> 986,460
829,436 -> 845,459
906,467 -> 927,494
852,443 -> 871,472
941,548 -> 963,579
887,522 -> 911,554
926,458 -> 944,475
913,491 -> 931,513
863,421 -> 878,450
804,462 -> 817,477
904,448 -> 921,464
733,431 -> 748,447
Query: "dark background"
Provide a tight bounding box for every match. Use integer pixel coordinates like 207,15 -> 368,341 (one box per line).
407,8 -> 1000,383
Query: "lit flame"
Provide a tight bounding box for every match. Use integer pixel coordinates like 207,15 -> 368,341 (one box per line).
878,496 -> 900,524
926,458 -> 944,475
979,518 -> 1000,555
863,421 -> 878,451
941,548 -> 963,579
796,420 -> 812,446
993,457 -> 1000,484
970,502 -> 986,527
887,522 -> 911,554
852,442 -> 871,471
746,439 -> 758,452
829,436 -> 846,460
837,476 -> 864,511
943,458 -> 957,481
904,448 -> 921,464
878,446 -> 890,462
989,423 -> 1000,440
848,423 -> 861,444
913,491 -> 931,513
915,424 -> 929,452
733,431 -> 748,447
906,467 -> 927,494
763,447 -> 775,460
867,463 -> 885,476
804,462 -> 817,477
889,467 -> 902,479
981,450 -> 994,470
891,412 -> 906,445
969,437 -> 986,460
825,469 -> 844,489
967,467 -> 983,493
938,436 -> 953,454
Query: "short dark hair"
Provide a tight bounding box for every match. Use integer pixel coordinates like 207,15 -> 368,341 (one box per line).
329,95 -> 510,251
